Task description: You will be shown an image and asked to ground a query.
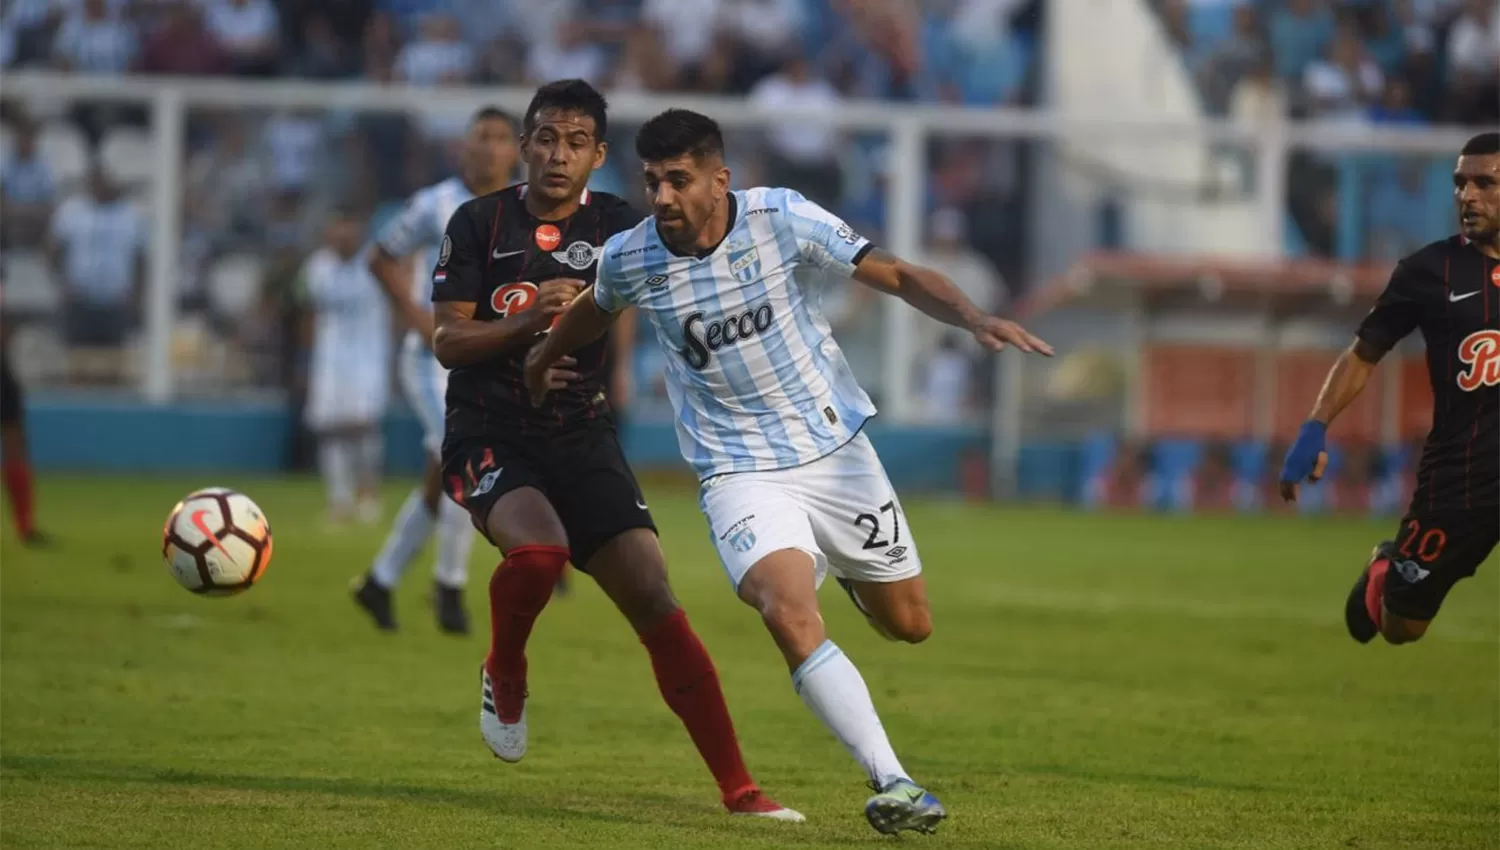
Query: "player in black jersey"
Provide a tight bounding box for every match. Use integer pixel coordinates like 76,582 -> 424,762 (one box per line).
1280,132 -> 1500,645
429,80 -> 798,820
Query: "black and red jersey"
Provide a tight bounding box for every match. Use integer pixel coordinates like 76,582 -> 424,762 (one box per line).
1357,236 -> 1500,511
432,184 -> 642,438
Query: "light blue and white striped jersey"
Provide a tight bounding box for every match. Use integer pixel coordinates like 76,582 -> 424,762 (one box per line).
594,187 -> 878,480
373,176 -> 473,356
302,246 -> 391,388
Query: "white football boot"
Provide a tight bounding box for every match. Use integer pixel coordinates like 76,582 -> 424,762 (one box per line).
479,666 -> 527,762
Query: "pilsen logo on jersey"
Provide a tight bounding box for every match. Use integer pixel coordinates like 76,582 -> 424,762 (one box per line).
551,240 -> 599,270
1457,329 -> 1500,391
679,303 -> 774,370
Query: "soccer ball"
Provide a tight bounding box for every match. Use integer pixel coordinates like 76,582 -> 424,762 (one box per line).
161,488 -> 273,596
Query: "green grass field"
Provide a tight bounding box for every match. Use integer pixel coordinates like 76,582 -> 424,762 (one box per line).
2,475 -> 1496,849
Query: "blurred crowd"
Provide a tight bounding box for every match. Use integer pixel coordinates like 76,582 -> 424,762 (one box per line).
1157,0 -> 1496,124
0,0 -> 1038,421
1155,0 -> 1499,261
1,0 -> 1042,102
1,0 -> 1489,424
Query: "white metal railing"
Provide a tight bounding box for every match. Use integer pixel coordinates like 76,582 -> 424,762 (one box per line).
0,72 -> 1484,492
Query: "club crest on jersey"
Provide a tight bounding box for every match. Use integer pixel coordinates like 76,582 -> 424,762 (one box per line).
1457,329 -> 1500,391
438,235 -> 451,266
727,243 -> 762,283
552,240 -> 598,270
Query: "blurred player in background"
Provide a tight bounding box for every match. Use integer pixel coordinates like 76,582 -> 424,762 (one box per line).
1280,131 -> 1499,645
525,109 -> 1053,835
300,208 -> 390,527
0,279 -> 47,546
350,107 -> 518,635
431,81 -> 797,821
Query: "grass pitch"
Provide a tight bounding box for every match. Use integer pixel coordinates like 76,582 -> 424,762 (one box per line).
2,475 -> 1496,849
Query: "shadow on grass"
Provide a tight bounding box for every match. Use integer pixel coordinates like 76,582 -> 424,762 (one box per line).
1,754 -> 920,846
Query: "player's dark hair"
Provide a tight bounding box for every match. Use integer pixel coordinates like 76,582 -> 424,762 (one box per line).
471,105 -> 516,129
1461,132 -> 1500,156
635,109 -> 724,163
523,80 -> 607,139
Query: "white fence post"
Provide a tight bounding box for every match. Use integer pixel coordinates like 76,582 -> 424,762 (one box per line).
144,86 -> 183,403
882,116 -> 922,422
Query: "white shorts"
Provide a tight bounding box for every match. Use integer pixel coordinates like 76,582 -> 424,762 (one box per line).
305,364 -> 387,432
699,432 -> 923,591
398,340 -> 448,456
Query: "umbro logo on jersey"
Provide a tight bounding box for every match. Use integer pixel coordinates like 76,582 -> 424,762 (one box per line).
552,241 -> 599,270
1449,290 -> 1480,302
647,274 -> 669,289
493,249 -> 525,260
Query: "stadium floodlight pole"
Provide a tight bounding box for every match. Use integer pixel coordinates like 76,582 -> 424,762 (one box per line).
144,87 -> 185,403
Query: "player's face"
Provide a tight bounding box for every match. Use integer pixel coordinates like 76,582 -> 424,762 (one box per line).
462,117 -> 518,187
1453,154 -> 1500,242
520,109 -> 606,202
326,218 -> 361,257
642,154 -> 729,247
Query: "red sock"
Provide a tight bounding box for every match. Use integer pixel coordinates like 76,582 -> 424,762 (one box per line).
639,608 -> 756,804
3,459 -> 34,538
485,545 -> 568,720
1365,557 -> 1389,629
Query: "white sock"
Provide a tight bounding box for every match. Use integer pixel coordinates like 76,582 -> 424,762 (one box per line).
357,431 -> 384,493
318,438 -> 356,514
369,488 -> 434,588
433,498 -> 475,588
792,640 -> 909,789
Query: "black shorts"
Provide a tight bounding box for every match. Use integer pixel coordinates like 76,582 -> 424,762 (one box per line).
442,417 -> 656,571
1380,509 -> 1499,621
0,357 -> 21,426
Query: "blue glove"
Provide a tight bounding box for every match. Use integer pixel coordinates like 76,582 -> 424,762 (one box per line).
1279,420 -> 1327,493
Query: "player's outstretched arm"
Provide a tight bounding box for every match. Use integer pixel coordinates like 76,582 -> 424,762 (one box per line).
431,279 -> 582,369
1278,339 -> 1381,503
524,287 -> 619,407
850,248 -> 1054,356
369,248 -> 435,346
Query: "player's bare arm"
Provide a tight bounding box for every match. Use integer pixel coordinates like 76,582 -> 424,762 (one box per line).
608,306 -> 637,406
524,287 -> 619,406
369,247 -> 435,346
850,248 -> 1054,356
1308,339 -> 1384,425
1278,339 -> 1384,503
431,279 -> 582,369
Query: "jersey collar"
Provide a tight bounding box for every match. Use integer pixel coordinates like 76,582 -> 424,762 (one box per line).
515,183 -> 591,206
656,192 -> 738,260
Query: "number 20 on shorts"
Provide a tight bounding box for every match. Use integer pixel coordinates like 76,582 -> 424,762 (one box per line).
1398,519 -> 1447,563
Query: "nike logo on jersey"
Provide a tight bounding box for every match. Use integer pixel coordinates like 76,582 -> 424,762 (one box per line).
636,500 -> 649,511
1449,290 -> 1480,302
492,249 -> 525,260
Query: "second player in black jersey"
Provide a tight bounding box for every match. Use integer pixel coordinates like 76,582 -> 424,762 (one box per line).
434,182 -> 641,432
1280,131 -> 1500,645
427,79 -> 796,821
